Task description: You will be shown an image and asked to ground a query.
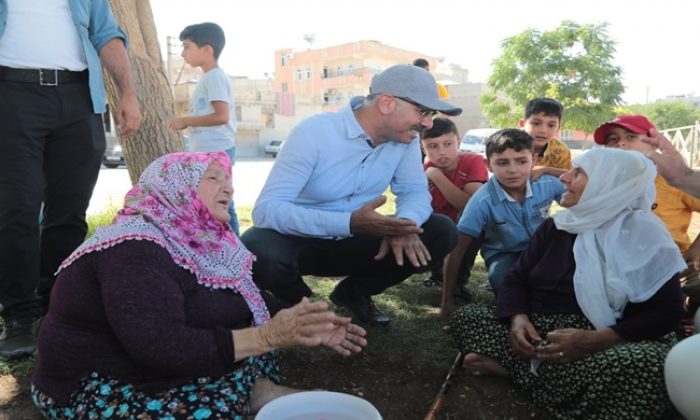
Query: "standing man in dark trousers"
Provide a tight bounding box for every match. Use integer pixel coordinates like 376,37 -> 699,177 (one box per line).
242,65 -> 459,326
0,0 -> 141,360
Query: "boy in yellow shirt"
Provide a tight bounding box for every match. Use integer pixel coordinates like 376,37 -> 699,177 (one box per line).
596,114 -> 700,317
518,97 -> 572,179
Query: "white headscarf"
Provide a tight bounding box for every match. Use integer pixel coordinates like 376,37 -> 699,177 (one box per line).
553,148 -> 686,330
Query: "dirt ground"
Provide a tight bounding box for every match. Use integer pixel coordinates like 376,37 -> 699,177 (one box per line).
0,374 -> 39,420
280,348 -> 549,420
0,351 -> 548,420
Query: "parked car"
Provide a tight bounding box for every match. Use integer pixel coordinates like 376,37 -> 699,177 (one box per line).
264,140 -> 284,158
102,134 -> 125,168
459,128 -> 500,155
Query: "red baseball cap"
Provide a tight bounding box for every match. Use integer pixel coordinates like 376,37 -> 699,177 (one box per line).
593,115 -> 656,145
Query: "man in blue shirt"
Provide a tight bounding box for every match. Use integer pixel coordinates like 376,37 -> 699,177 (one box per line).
0,0 -> 141,360
242,65 -> 460,325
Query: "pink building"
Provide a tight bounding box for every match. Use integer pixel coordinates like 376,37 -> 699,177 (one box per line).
274,40 -> 441,114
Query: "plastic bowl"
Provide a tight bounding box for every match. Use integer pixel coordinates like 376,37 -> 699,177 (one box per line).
255,390 -> 382,420
665,334 -> 700,420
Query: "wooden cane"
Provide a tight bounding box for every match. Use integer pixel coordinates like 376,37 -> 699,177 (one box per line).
424,351 -> 465,420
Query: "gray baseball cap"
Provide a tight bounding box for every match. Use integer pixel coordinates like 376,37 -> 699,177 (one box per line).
369,64 -> 462,116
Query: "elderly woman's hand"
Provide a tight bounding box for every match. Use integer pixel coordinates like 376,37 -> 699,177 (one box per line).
534,328 -> 592,363
258,298 -> 367,355
535,328 -> 624,364
259,298 -> 336,349
317,319 -> 367,356
508,314 -> 542,359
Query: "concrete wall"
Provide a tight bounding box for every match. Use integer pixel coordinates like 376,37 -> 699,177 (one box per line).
445,82 -> 492,136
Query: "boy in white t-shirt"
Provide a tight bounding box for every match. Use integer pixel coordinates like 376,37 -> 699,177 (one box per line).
168,22 -> 240,235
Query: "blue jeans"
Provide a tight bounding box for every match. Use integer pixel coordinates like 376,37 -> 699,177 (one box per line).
485,251 -> 522,296
224,148 -> 241,236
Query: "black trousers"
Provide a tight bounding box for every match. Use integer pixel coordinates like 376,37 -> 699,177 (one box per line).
241,214 -> 458,303
0,81 -> 105,314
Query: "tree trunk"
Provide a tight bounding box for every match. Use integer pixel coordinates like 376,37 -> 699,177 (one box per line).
105,0 -> 183,184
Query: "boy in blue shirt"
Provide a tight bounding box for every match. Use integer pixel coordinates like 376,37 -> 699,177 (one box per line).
168,22 -> 240,235
440,129 -> 564,316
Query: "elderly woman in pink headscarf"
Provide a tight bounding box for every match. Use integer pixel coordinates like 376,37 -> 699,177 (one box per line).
31,152 -> 367,419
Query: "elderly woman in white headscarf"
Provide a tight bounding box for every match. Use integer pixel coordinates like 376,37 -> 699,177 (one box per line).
451,148 -> 686,420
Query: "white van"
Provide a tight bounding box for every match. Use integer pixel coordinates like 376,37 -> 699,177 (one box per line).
459,128 -> 500,155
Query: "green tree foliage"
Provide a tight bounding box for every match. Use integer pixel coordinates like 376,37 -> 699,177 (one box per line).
481,21 -> 624,133
623,101 -> 700,130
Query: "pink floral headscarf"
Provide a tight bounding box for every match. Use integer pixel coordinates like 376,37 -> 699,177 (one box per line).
58,151 -> 270,326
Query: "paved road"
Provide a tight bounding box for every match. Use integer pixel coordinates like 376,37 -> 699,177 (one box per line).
88,157 -> 276,215
88,150 -> 590,215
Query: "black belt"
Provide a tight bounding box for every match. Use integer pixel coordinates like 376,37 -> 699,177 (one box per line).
0,66 -> 88,85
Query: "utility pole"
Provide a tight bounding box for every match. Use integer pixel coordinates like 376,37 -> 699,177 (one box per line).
166,36 -> 187,96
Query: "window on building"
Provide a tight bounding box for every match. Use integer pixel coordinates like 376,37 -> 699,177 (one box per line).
295,69 -> 302,80
347,64 -> 354,75
281,82 -> 288,93
322,66 -> 328,79
323,93 -> 329,104
281,55 -> 287,66
337,66 -> 343,76
560,130 -> 575,141
306,68 -> 312,79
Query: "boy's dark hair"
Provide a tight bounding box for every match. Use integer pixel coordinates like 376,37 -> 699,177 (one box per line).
485,128 -> 534,159
179,22 -> 226,59
421,117 -> 459,140
412,58 -> 430,70
524,97 -> 564,121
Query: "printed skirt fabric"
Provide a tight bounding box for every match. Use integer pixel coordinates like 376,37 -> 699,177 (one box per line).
451,304 -> 676,420
31,353 -> 279,419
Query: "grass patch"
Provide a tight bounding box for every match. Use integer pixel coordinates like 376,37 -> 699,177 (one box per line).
86,204 -> 120,237
0,357 -> 36,377
293,261 -> 492,370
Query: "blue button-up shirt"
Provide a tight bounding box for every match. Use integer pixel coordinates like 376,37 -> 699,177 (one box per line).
253,97 -> 432,238
457,174 -> 565,262
0,0 -> 127,113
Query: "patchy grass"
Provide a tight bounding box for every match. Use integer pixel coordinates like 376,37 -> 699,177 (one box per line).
85,204 -> 120,238
297,265 -> 492,370
0,358 -> 35,377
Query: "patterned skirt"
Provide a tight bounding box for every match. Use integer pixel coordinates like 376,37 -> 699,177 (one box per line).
32,353 -> 279,419
451,304 -> 676,420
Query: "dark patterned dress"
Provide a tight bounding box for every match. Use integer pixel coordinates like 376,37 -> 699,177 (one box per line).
32,354 -> 278,420
452,304 -> 676,420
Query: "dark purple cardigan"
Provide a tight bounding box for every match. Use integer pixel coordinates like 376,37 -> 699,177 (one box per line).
497,218 -> 683,340
32,240 -> 285,405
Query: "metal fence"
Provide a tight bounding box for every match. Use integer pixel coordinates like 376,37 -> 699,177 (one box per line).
661,121 -> 700,168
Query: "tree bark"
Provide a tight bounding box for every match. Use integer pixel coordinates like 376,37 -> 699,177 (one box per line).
104,0 -> 183,184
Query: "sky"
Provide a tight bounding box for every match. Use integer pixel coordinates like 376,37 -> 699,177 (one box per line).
150,0 -> 699,105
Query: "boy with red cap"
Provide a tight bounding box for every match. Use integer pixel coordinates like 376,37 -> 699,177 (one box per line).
595,114 -> 700,320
